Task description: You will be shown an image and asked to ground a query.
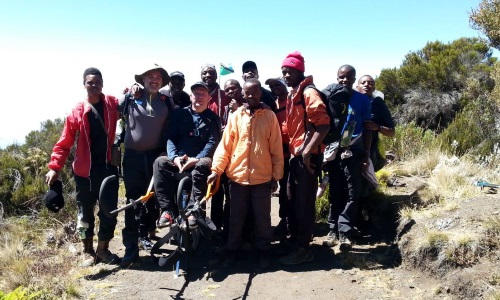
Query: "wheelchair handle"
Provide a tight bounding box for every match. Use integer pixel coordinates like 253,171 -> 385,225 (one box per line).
204,176 -> 220,201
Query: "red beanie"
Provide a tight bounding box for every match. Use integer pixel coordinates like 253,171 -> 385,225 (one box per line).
282,51 -> 305,72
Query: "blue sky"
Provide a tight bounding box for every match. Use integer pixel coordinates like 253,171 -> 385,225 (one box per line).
0,0 -> 491,148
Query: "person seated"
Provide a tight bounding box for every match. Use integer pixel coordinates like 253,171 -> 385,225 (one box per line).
153,82 -> 221,227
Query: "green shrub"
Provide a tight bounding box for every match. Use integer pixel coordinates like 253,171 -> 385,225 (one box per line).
384,122 -> 438,161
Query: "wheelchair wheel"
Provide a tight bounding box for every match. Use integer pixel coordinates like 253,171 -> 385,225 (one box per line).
175,176 -> 200,253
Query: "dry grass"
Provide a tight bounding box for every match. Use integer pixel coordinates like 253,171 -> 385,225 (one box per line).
0,217 -> 81,298
393,147 -> 500,284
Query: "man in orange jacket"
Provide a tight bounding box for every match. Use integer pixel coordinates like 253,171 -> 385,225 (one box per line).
207,78 -> 284,270
279,51 -> 330,265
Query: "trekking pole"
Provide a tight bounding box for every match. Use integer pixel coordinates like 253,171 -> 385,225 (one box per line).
109,177 -> 155,215
474,180 -> 499,189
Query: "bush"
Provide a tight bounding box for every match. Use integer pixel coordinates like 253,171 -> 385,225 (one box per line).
384,122 -> 438,161
439,97 -> 500,157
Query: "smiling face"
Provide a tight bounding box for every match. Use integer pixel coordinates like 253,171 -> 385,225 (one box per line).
337,66 -> 356,91
169,76 -> 185,96
190,86 -> 210,112
281,67 -> 303,88
242,81 -> 262,108
143,69 -> 163,94
201,67 -> 217,87
357,75 -> 375,97
84,74 -> 103,98
242,67 -> 258,82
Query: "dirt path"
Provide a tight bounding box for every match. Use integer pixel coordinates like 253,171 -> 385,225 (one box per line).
79,196 -> 450,300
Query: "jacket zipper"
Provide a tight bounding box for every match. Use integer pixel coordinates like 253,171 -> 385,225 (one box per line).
83,102 -> 92,190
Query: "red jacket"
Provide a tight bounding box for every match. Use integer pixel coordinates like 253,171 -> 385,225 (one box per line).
208,85 -> 230,126
48,94 -> 119,177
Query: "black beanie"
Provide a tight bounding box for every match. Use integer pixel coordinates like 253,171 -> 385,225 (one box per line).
43,180 -> 65,213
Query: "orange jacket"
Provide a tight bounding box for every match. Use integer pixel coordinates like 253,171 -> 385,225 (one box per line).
286,76 -> 330,156
211,105 -> 284,185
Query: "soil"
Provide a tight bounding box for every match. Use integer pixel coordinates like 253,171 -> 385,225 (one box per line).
76,177 -> 499,300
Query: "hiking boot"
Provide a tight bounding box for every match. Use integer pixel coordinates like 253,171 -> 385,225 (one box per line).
120,246 -> 139,268
322,230 -> 339,247
339,233 -> 352,252
96,241 -> 120,265
279,247 -> 314,265
80,238 -> 96,267
273,218 -> 288,236
257,251 -> 271,270
158,211 -> 174,228
138,237 -> 154,251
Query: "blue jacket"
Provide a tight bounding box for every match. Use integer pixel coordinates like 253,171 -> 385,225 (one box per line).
166,106 -> 221,160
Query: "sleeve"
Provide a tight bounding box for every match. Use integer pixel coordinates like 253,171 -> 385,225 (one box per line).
268,112 -> 284,181
373,97 -> 395,128
211,112 -> 236,175
47,112 -> 78,171
166,110 -> 180,159
363,96 -> 372,122
304,88 -> 330,127
117,94 -> 128,117
196,114 -> 222,159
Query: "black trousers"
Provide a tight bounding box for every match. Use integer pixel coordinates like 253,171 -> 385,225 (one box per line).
122,148 -> 162,249
152,156 -> 212,213
226,181 -> 273,251
326,148 -> 364,234
74,164 -> 118,241
287,154 -> 321,248
278,156 -> 291,219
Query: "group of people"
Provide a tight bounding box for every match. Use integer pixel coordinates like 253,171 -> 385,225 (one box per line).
45,51 -> 395,270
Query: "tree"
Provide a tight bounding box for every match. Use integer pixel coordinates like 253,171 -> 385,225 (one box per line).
0,118 -> 74,215
470,0 -> 500,50
376,38 -> 496,130
24,118 -> 65,155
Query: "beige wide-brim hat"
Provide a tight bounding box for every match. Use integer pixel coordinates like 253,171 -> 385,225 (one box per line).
134,63 -> 170,88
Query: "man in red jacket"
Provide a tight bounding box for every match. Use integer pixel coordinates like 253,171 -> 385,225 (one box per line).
46,67 -> 120,267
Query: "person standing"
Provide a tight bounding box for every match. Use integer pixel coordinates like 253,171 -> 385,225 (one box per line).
120,64 -> 171,267
265,77 -> 290,237
241,61 -> 277,110
46,67 -> 120,267
322,65 -> 372,252
207,79 -> 284,269
200,64 -> 230,232
357,75 -> 395,171
278,52 -> 330,265
160,71 -> 191,108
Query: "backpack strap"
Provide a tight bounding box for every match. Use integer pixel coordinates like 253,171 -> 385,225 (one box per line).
300,85 -> 321,153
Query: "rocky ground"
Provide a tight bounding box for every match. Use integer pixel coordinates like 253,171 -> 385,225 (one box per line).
75,177 -> 500,300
